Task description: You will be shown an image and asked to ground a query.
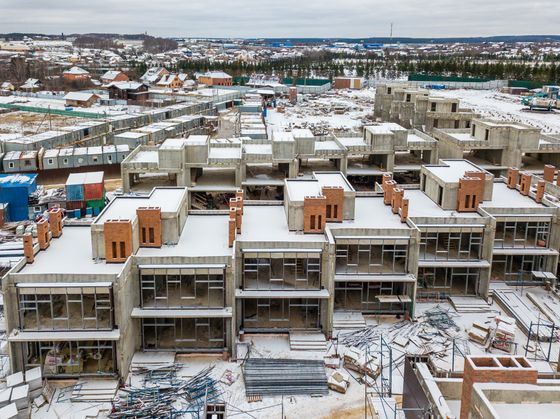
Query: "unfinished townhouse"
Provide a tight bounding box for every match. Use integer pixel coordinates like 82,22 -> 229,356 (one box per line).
374,83 -> 477,132
341,122 -> 438,187
434,118 -> 560,177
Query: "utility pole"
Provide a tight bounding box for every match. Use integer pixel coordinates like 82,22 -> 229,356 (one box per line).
390,23 -> 394,41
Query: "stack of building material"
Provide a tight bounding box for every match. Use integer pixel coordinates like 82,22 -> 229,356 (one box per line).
493,289 -> 554,341
343,347 -> 380,378
9,384 -> 29,418
24,366 -> 42,399
332,311 -> 367,332
327,370 -> 350,394
65,171 -> 106,216
71,380 -> 118,402
289,331 -> 327,351
492,315 -> 517,352
0,403 -> 17,419
449,296 -> 493,313
243,359 -> 328,397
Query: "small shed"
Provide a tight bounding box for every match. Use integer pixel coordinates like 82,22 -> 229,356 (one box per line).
73,147 -> 89,167
102,145 -> 117,165
20,150 -> 38,171
64,92 -> 100,108
57,148 -> 74,169
42,149 -> 60,170
87,146 -> 104,166
0,173 -> 37,221
3,151 -> 22,173
115,145 -> 130,163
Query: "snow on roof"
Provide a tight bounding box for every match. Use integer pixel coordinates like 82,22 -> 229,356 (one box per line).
291,128 -> 314,138
286,179 -> 321,201
137,214 -> 232,258
406,189 -> 481,219
0,173 -> 37,186
314,172 -> 354,192
18,226 -> 124,275
160,138 -> 188,150
238,205 -> 326,243
108,81 -> 144,90
425,159 -> 485,184
95,187 -> 186,224
202,71 -> 232,79
101,70 -> 123,80
330,197 -> 406,230
63,91 -> 98,101
365,123 -> 407,134
209,147 -> 242,160
63,66 -> 89,75
272,131 -> 295,142
480,182 -> 545,209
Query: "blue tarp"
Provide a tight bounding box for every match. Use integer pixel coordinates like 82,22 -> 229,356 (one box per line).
0,173 -> 37,221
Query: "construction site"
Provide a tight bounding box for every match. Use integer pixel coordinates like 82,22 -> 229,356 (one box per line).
0,70 -> 560,419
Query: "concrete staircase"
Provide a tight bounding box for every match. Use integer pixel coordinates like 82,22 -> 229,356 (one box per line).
289,331 -> 327,351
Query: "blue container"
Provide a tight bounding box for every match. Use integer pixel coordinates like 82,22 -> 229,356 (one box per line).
86,207 -> 94,216
66,210 -> 75,219
93,207 -> 101,216
0,173 -> 37,221
66,184 -> 85,201
74,209 -> 81,219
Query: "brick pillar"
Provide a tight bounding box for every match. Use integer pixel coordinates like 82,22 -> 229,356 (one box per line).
391,188 -> 404,214
36,219 -> 50,250
507,167 -> 519,189
23,233 -> 34,263
228,218 -> 236,247
48,208 -> 63,238
383,180 -> 397,205
303,196 -> 327,233
536,179 -> 546,203
457,177 -> 484,212
544,164 -> 556,183
460,356 -> 537,419
464,171 -> 486,197
400,198 -> 409,222
104,220 -> 133,263
136,207 -> 162,247
235,207 -> 242,234
235,189 -> 244,215
321,186 -> 344,222
519,172 -> 532,196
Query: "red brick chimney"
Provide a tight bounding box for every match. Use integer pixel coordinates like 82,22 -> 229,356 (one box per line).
391,188 -> 404,214
536,179 -> 546,203
457,177 -> 484,212
303,196 -> 327,233
321,186 -> 344,222
400,198 -> 409,222
104,220 -> 133,263
23,233 -> 34,263
507,167 -> 519,189
137,207 -> 162,248
228,218 -> 236,247
235,189 -> 244,215
36,219 -> 50,250
519,172 -> 532,196
235,207 -> 242,234
460,356 -> 537,419
383,180 -> 397,205
544,164 -> 556,183
48,208 -> 63,238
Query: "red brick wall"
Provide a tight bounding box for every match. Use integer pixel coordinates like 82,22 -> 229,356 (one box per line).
457,177 -> 484,212
544,164 -> 556,183
383,180 -> 397,205
536,179 -> 546,203
37,219 -> 50,250
519,172 -> 532,195
321,186 -> 344,222
23,233 -> 34,263
507,167 -> 519,189
391,188 -> 404,214
303,196 -> 327,233
104,220 -> 133,263
460,356 -> 537,419
136,207 -> 162,248
48,208 -> 63,238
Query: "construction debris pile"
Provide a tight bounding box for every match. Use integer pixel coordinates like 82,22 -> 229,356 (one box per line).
110,366 -> 221,419
337,306 -> 468,370
243,358 -> 328,397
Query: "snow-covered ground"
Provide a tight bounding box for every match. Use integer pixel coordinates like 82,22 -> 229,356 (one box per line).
266,88 -> 377,134
436,89 -> 560,134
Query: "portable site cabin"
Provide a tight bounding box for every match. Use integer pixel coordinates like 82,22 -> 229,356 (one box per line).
42,149 -> 60,170
115,145 -> 130,163
57,148 -> 74,169
113,131 -> 149,148
102,145 -> 117,165
3,151 -> 21,173
20,151 -> 38,171
73,147 -> 89,167
87,147 -> 104,166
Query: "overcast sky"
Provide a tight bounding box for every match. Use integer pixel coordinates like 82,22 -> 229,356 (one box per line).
0,0 -> 558,38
